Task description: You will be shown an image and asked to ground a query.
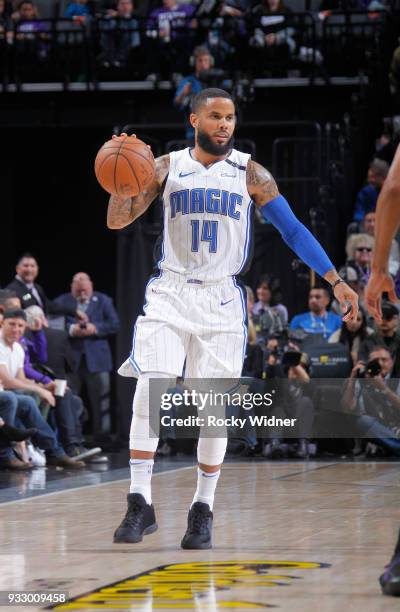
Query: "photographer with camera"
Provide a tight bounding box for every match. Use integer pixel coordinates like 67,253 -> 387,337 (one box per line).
173,46 -> 215,140
342,346 -> 400,456
262,335 -> 315,458
358,301 -> 400,376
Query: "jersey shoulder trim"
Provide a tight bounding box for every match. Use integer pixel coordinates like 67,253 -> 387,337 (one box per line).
225,158 -> 247,172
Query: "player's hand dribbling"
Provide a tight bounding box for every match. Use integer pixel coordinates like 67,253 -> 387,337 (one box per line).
365,270 -> 398,323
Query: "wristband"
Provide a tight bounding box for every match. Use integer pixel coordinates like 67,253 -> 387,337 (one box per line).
331,279 -> 345,290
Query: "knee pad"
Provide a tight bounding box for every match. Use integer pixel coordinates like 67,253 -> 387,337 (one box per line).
197,436 -> 227,466
129,372 -> 174,452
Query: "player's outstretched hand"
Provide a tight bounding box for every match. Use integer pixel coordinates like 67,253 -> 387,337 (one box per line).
333,281 -> 359,323
365,270 -> 398,323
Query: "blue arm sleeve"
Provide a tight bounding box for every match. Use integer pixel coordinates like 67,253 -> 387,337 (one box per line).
260,195 -> 334,278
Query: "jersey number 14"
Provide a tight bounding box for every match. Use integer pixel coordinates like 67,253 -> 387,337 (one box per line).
191,220 -> 218,253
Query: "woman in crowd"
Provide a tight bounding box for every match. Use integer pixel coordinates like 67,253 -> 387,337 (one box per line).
328,306 -> 374,365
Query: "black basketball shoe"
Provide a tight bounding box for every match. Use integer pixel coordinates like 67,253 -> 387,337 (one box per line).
113,493 -> 158,543
380,554 -> 400,596
181,502 -> 213,549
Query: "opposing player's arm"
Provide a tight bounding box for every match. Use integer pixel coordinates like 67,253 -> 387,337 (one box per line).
365,145 -> 400,320
107,154 -> 170,229
247,159 -> 358,321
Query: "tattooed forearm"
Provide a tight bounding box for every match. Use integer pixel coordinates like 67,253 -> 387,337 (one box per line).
246,160 -> 279,207
106,154 -> 170,229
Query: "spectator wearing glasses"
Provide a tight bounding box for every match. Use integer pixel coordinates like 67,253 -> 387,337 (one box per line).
361,211 -> 400,277
289,287 -> 342,339
358,302 -> 400,377
353,158 -> 389,223
345,233 -> 374,287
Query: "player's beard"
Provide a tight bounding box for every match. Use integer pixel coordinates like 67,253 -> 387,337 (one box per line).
197,129 -> 234,156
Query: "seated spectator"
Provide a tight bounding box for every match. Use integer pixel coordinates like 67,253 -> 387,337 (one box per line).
0,390 -> 36,470
342,346 -> 400,457
0,289 -> 18,325
54,272 -> 119,438
252,274 -> 288,324
64,0 -> 91,19
360,211 -> 400,277
263,341 -> 314,459
0,309 -> 84,469
174,46 -> 214,140
328,306 -> 374,365
0,0 -> 13,43
290,287 -> 342,339
22,305 -> 101,461
248,0 -> 296,74
345,233 -> 374,286
146,0 -> 196,78
98,0 -> 140,69
353,158 -> 389,222
358,301 -> 400,377
251,276 -> 287,345
7,253 -> 87,322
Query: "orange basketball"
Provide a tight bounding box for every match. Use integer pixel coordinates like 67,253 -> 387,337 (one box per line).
94,135 -> 156,198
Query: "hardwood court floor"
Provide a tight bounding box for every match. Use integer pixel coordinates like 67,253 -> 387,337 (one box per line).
0,461 -> 399,611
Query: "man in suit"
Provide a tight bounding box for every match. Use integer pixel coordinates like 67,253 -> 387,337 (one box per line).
7,253 -> 87,322
54,272 -> 120,437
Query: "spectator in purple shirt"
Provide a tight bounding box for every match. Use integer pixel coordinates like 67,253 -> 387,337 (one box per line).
146,0 -> 196,77
20,305 -> 98,461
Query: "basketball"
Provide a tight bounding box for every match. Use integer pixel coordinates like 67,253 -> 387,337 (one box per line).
94,135 -> 156,198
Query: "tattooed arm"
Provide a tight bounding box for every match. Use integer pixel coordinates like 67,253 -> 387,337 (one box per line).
246,159 -> 279,206
107,154 -> 170,229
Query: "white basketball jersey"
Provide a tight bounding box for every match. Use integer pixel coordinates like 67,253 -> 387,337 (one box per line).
159,147 -> 253,281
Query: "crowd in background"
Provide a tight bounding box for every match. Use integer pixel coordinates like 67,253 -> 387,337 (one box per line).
1,0 -> 400,470
1,146 -> 400,471
0,0 -> 395,82
0,255 -> 119,470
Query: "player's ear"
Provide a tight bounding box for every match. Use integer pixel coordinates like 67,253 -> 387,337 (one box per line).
189,113 -> 198,129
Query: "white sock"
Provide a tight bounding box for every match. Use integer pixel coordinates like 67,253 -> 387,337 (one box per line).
129,459 -> 154,504
191,467 -> 220,511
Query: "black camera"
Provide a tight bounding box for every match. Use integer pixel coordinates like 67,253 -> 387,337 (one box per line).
281,350 -> 302,368
356,358 -> 382,378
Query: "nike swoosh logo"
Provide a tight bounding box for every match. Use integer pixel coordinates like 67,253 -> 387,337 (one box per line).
179,171 -> 196,178
221,299 -> 234,306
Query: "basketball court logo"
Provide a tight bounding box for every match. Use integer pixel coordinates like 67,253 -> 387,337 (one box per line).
50,560 -> 329,610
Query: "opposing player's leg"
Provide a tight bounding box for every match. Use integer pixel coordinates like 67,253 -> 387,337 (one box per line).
114,372 -> 174,543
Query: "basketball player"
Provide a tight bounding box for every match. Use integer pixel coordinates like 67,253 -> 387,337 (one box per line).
365,144 -> 400,597
108,88 -> 358,549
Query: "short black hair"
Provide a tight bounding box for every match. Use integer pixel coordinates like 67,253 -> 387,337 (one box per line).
309,286 -> 330,299
3,308 -> 27,322
190,88 -> 234,114
16,252 -> 37,266
0,290 -> 18,308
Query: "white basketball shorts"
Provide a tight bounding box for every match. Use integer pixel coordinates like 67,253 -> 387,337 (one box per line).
123,270 -> 247,379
